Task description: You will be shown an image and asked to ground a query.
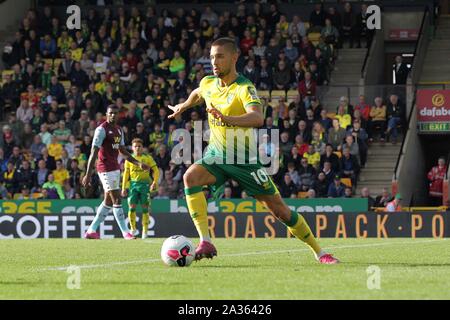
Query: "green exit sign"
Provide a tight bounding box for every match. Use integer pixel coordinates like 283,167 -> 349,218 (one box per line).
418,122 -> 450,132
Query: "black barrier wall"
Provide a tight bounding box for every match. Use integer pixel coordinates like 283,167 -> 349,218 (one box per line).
0,212 -> 449,239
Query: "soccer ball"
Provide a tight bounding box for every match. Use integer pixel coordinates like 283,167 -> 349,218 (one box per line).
161,235 -> 195,267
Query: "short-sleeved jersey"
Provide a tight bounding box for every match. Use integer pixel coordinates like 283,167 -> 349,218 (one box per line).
93,121 -> 125,173
122,153 -> 158,188
199,75 -> 261,164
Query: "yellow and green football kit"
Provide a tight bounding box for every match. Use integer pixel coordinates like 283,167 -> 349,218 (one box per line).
195,74 -> 278,197
122,153 -> 159,234
185,75 -> 323,259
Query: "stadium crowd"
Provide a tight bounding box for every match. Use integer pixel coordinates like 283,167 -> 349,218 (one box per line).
0,1 -> 399,206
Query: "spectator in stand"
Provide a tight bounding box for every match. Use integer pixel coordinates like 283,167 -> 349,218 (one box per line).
354,95 -> 371,125
340,147 -> 360,187
375,187 -> 392,208
341,135 -> 360,165
53,159 -> 69,187
321,18 -> 339,47
342,2 -> 358,48
16,100 -> 33,124
386,94 -> 405,144
298,71 -> 316,109
360,187 -> 376,209
348,120 -> 368,167
394,55 -> 410,85
335,104 -> 352,130
39,34 -> 56,59
298,157 -> 316,192
328,175 -> 345,198
320,143 -> 340,172
273,60 -> 291,91
321,160 -> 336,186
42,174 -> 65,199
328,118 -> 346,151
279,173 -> 298,198
309,3 -> 326,31
314,172 -> 329,197
343,187 -> 353,198
369,96 -> 387,142
303,144 -> 320,169
1,161 -> 18,195
427,156 -> 448,206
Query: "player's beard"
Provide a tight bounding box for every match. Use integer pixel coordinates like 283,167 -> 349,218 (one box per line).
216,66 -> 231,78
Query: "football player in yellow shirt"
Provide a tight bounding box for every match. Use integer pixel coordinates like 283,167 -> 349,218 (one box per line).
121,138 -> 159,239
168,37 -> 339,264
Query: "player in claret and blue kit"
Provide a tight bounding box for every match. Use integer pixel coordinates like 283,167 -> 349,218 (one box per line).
82,105 -> 151,240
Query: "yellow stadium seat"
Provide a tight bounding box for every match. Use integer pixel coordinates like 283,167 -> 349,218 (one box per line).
270,90 -> 286,100
259,90 -> 270,99
304,22 -> 310,30
334,151 -> 342,158
137,103 -> 146,109
61,80 -> 71,91
53,58 -> 62,68
32,192 -> 43,199
82,91 -> 89,99
2,69 -> 13,81
43,58 -> 53,66
168,79 -> 176,86
298,191 -> 309,199
308,32 -> 321,46
341,178 -> 352,187
13,193 -> 22,200
286,90 -> 298,99
327,112 -> 336,119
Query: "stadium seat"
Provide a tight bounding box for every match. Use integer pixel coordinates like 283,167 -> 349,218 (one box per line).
298,191 -> 308,198
334,151 -> 342,158
168,79 -> 176,86
60,81 -> 71,91
327,112 -> 336,119
258,90 -> 270,99
2,69 -> 13,81
13,193 -> 22,200
270,90 -> 286,100
307,32 -> 321,46
341,178 -> 352,187
137,103 -> 146,109
32,192 -> 43,199
43,58 -> 53,67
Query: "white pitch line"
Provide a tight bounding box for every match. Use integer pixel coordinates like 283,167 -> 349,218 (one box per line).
39,238 -> 447,271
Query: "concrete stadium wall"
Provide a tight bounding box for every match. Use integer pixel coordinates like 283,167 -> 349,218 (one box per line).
395,104 -> 429,206
0,0 -> 32,30
383,11 -> 424,40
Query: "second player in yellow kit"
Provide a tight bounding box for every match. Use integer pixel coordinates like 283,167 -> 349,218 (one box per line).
121,138 -> 160,239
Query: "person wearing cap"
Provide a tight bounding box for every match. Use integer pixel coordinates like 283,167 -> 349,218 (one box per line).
384,193 -> 402,212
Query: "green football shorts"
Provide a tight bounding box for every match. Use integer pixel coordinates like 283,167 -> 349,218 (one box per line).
128,181 -> 151,207
195,153 -> 279,198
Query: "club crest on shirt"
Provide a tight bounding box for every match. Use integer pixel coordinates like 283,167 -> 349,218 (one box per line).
248,87 -> 259,100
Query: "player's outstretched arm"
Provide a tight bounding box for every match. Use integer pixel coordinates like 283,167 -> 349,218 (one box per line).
82,146 -> 99,187
208,104 -> 264,128
167,87 -> 204,119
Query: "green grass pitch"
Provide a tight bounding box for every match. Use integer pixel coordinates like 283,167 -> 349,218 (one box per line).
1,238 -> 450,299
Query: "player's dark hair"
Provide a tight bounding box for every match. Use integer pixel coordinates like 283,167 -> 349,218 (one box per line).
212,37 -> 237,53
132,138 -> 143,145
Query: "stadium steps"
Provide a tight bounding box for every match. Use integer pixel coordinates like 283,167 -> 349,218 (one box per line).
356,141 -> 402,198
419,16 -> 450,83
320,48 -> 367,110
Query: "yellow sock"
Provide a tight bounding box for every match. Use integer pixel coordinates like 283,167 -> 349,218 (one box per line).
142,213 -> 149,234
286,211 -> 322,256
185,186 -> 210,241
128,210 -> 136,231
